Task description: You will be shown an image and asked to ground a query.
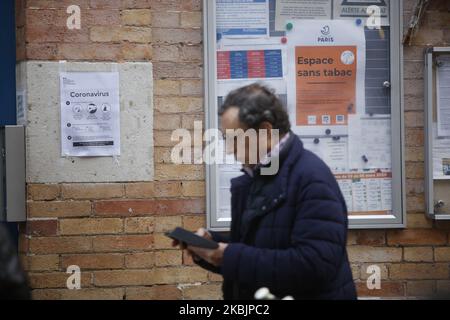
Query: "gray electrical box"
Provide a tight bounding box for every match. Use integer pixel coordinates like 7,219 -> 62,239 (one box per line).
0,126 -> 26,222
425,47 -> 450,220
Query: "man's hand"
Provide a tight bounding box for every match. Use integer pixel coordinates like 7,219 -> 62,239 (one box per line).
171,228 -> 227,266
171,228 -> 213,249
187,243 -> 228,267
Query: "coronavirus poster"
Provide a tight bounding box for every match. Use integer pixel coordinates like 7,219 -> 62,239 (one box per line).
60,72 -> 121,157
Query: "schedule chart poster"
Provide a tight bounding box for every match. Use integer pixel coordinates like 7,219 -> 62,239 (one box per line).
217,50 -> 283,80
336,172 -> 393,216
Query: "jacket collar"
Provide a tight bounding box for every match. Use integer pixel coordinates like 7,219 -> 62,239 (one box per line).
232,132 -> 303,186
236,133 -> 305,241
242,132 -> 292,178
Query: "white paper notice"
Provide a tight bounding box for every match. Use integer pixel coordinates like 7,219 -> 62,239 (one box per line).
437,55 -> 450,137
302,136 -> 349,172
348,115 -> 392,170
336,171 -> 392,215
60,72 -> 121,157
216,0 -> 270,38
275,0 -> 332,31
16,90 -> 27,126
433,124 -> 450,180
286,20 -> 366,137
217,139 -> 242,221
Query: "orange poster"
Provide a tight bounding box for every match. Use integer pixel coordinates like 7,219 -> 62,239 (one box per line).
295,46 -> 357,126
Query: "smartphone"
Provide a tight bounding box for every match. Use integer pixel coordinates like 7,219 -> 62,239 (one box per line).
165,227 -> 219,250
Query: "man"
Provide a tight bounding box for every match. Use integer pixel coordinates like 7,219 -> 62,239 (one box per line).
0,224 -> 31,300
174,83 -> 357,300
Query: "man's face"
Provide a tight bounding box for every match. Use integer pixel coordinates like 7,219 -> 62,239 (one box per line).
220,107 -> 273,166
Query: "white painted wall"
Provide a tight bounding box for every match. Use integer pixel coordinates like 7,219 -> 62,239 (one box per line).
20,61 -> 154,183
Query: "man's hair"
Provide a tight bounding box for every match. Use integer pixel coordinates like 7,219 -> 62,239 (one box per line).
219,83 -> 291,135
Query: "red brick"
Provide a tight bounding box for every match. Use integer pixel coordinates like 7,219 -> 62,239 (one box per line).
154,216 -> 182,233
28,184 -> 60,201
182,284 -> 222,300
94,270 -> 153,286
125,252 -> 155,269
387,229 -> 447,246
356,281 -> 405,298
155,164 -> 205,181
125,286 -> 181,300
348,246 -> 402,263
59,218 -> 123,235
390,263 -> 449,280
62,254 -> 124,270
90,0 -> 121,9
151,12 -> 179,28
85,9 -> 121,26
180,12 -> 202,28
58,43 -> 123,61
33,288 -> 124,300
436,280 -> 450,297
94,199 -> 205,216
152,28 -> 201,44
360,264 -> 389,280
180,79 -> 203,96
182,215 -> 206,231
154,80 -> 181,96
435,247 -> 450,262
121,43 -> 152,60
154,62 -> 202,79
25,255 -> 60,272
125,182 -> 182,199
407,214 -> 433,229
122,9 -> 152,26
153,233 -> 174,249
61,183 -> 124,200
181,181 -> 205,197
94,267 -> 207,287
154,114 -> 182,130
26,0 -> 90,9
155,250 -> 183,267
26,23 -> 89,43
93,235 -> 154,252
29,272 -> 92,289
354,231 -> 386,246
28,201 -> 91,218
26,43 -> 59,60
155,97 -> 203,113
29,237 -> 92,254
26,220 -> 58,237
406,179 -> 425,195
404,247 -> 434,262
406,195 -> 425,213
124,217 -> 155,234
406,281 -> 435,297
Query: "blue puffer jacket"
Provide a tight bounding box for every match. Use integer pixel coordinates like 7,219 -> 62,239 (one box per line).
206,133 -> 357,300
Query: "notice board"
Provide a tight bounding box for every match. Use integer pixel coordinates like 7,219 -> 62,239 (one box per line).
204,0 -> 405,230
425,48 -> 450,221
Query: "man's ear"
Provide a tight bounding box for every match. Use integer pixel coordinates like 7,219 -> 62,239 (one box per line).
259,121 -> 273,132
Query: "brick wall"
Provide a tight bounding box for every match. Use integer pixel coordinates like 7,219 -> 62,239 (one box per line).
16,0 -> 450,300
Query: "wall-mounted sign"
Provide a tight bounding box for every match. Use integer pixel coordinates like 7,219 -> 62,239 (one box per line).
60,72 -> 121,157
